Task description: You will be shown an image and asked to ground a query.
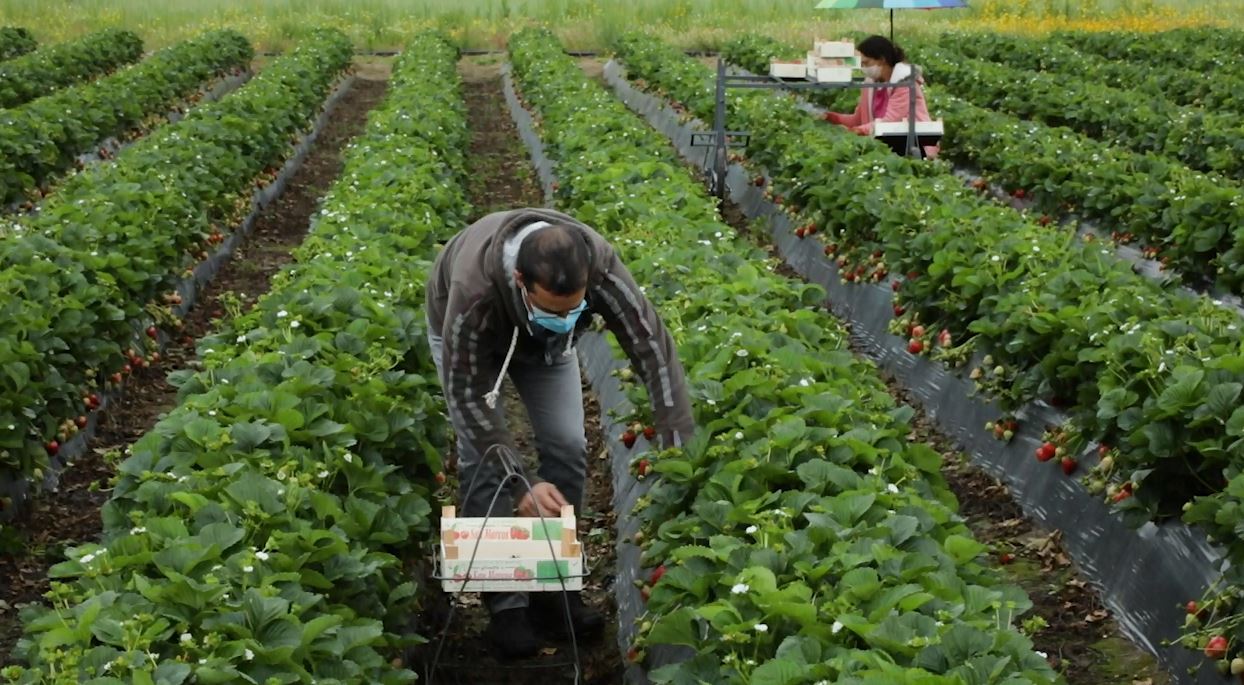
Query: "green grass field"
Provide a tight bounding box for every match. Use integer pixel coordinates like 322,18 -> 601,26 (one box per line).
3,0 -> 1242,52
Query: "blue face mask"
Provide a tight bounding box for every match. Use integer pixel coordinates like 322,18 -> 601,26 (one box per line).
524,287 -> 587,335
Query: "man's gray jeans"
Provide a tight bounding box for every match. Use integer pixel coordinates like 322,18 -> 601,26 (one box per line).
427,323 -> 587,614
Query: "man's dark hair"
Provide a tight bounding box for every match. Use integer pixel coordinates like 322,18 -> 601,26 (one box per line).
516,223 -> 591,295
857,35 -> 906,67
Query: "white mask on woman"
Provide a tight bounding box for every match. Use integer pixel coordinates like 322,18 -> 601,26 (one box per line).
863,64 -> 883,81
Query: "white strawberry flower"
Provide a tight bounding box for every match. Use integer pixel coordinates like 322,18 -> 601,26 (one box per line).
80,552 -> 97,564
290,320 -> 301,329
734,431 -> 744,440
236,335 -> 247,343
832,621 -> 843,634
731,583 -> 749,594
255,551 -> 270,561
276,310 -> 288,318
318,470 -> 330,478
745,525 -> 758,534
735,349 -> 748,357
243,565 -> 254,573
130,527 -> 146,535
754,623 -> 768,633
180,632 -> 192,643
244,648 -> 255,661
887,484 -> 899,494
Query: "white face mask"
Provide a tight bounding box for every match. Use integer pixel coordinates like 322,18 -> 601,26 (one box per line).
863,65 -> 883,81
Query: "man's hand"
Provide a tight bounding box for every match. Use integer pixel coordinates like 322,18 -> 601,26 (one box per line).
517,482 -> 569,517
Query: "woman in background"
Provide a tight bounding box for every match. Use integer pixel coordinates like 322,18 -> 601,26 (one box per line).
823,35 -> 939,159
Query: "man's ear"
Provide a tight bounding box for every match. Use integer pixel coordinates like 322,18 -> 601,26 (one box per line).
513,269 -> 524,286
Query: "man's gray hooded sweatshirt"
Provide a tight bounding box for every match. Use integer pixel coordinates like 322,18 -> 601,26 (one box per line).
426,207 -> 696,487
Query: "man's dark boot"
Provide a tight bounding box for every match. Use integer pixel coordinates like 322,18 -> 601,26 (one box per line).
485,607 -> 541,659
529,592 -> 604,639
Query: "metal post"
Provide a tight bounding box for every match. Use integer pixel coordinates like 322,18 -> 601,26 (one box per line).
713,55 -> 728,199
907,79 -> 918,158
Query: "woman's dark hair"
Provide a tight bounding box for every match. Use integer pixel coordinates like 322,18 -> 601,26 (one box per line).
516,223 -> 591,295
857,35 -> 906,66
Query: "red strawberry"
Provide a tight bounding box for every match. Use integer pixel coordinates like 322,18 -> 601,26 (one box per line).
1036,443 -> 1056,462
753,175 -> 765,187
893,304 -> 906,316
795,227 -> 806,239
636,459 -> 650,477
844,271 -> 856,283
823,244 -> 834,256
1038,214 -> 1052,226
110,372 -> 123,385
1097,444 -> 1110,457
1060,456 -> 1077,475
907,339 -> 924,354
1204,635 -> 1228,660
1012,188 -> 1026,199
146,325 -> 158,338
906,270 -> 919,280
643,426 -> 656,440
805,224 -> 817,235
122,364 -> 132,375
75,415 -> 88,429
45,440 -> 59,456
435,472 -> 446,485
627,647 -> 641,663
622,430 -> 637,449
650,564 -> 666,584
937,329 -> 952,347
999,552 -> 1015,565
891,280 -> 901,291
1186,600 -> 1199,615
1111,489 -> 1132,503
911,325 -> 926,338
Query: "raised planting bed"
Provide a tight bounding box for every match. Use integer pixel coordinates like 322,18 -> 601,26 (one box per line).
720,34 -> 1244,301
603,36 -> 1232,683
0,29 -> 143,108
0,30 -> 470,683
507,26 -> 1063,685
0,29 -> 253,208
0,30 -> 350,528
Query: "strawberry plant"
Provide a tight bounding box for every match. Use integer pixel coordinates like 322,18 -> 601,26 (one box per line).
512,27 -> 1059,685
911,42 -> 1244,179
610,31 -> 1244,670
0,29 -> 253,206
0,27 -> 36,61
0,29 -> 143,108
723,33 -> 1244,293
0,30 -> 338,505
2,30 -> 468,683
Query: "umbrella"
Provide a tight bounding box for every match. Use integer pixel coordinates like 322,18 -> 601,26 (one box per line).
815,0 -> 968,41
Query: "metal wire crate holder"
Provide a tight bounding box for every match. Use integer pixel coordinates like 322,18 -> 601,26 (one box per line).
424,444 -> 590,685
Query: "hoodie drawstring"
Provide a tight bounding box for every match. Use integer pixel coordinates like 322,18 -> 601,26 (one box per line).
485,327 -> 520,409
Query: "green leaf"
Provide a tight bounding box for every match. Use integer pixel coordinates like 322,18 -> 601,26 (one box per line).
750,658 -> 804,685
648,606 -> 700,647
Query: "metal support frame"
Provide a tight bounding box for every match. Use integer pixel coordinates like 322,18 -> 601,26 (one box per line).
696,56 -> 930,199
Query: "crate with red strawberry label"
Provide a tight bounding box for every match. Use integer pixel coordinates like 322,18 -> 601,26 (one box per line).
435,504 -> 586,593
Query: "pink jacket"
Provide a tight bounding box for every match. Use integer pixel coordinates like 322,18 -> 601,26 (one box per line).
833,63 -> 939,159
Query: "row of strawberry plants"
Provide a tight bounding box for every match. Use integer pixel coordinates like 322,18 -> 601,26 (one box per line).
911,42 -> 1244,180
1055,28 -> 1244,75
0,29 -> 252,207
610,33 -> 1244,669
720,34 -> 1244,293
0,27 -> 36,62
0,29 -> 143,109
0,31 -> 345,503
510,27 -> 1059,685
937,31 -> 1244,113
1,30 -> 468,684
